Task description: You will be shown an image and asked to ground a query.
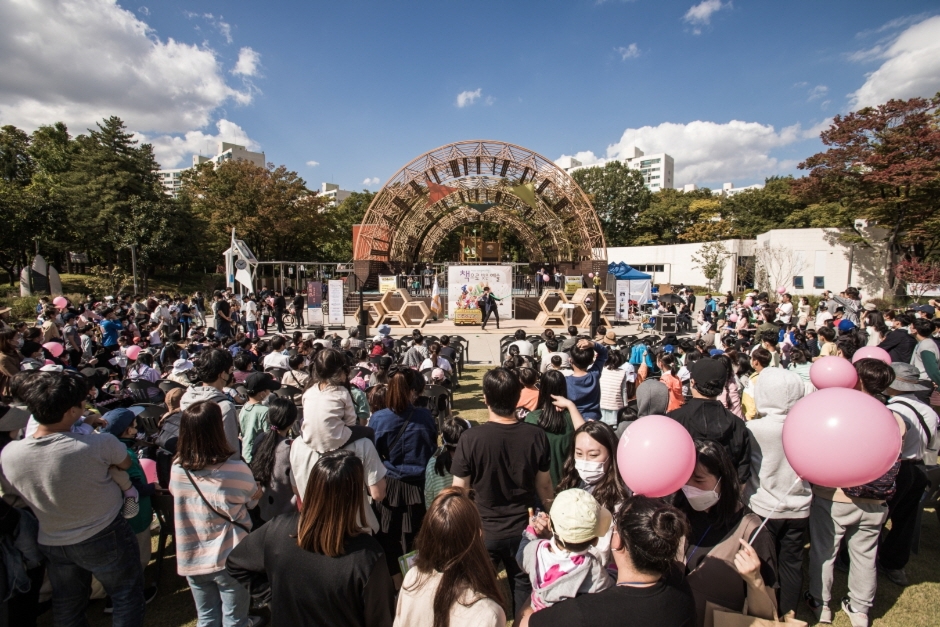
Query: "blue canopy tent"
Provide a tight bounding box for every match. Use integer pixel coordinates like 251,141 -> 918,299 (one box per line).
608,262 -> 653,318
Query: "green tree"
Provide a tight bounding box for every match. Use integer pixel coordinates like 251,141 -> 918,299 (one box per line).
795,94 -> 940,288
632,187 -> 716,245
571,162 -> 651,247
319,190 -> 375,261
692,241 -> 731,291
722,176 -> 808,238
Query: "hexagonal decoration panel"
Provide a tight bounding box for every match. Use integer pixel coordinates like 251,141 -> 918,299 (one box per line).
537,289 -> 569,328
400,301 -> 431,327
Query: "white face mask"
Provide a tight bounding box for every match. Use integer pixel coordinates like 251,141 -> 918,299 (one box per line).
681,478 -> 721,511
575,459 -> 606,485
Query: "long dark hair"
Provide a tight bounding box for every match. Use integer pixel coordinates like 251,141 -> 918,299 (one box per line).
557,422 -> 629,513
434,417 -> 470,477
535,370 -> 569,434
386,366 -> 424,414
313,348 -> 349,389
250,397 -> 298,485
297,450 -> 365,557
674,439 -> 742,527
174,401 -> 234,470
409,488 -> 504,627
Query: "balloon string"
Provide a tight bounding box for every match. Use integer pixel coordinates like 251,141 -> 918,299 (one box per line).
748,475 -> 804,545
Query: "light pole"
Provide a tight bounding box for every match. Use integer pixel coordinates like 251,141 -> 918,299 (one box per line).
591,273 -> 601,338
130,245 -> 139,295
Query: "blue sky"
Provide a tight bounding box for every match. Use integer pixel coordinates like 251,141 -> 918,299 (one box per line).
2,1 -> 940,190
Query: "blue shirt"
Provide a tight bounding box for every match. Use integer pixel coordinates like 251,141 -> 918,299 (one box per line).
99,319 -> 123,347
566,342 -> 609,421
369,406 -> 437,480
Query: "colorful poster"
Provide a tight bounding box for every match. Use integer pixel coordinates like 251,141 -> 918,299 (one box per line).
379,276 -> 398,294
328,280 -> 345,325
306,280 -> 323,326
616,278 -> 652,319
447,265 -> 512,320
564,275 -> 583,295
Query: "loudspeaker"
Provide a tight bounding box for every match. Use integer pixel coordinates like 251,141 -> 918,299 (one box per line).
655,314 -> 677,334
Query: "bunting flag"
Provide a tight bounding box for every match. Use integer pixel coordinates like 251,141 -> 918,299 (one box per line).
430,277 -> 442,319
467,202 -> 496,214
427,180 -> 459,204
510,183 -> 539,211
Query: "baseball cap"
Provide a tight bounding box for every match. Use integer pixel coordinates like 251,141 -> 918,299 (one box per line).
689,358 -> 727,388
101,406 -> 146,438
911,304 -> 936,317
244,372 -> 281,395
550,489 -> 612,545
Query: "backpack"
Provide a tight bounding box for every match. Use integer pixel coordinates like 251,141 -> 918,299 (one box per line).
844,460 -> 900,501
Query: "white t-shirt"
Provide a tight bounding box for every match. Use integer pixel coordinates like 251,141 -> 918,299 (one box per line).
395,568 -> 505,627
777,302 -> 793,324
289,437 -> 386,533
509,340 -> 534,357
420,357 -> 452,372
244,300 -> 257,322
815,311 -> 832,329
262,352 -> 290,371
888,396 -> 939,461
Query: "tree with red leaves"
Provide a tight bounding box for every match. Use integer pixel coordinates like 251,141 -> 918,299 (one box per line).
795,94 -> 940,290
894,257 -> 940,302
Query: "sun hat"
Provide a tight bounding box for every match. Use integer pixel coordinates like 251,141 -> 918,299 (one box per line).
887,363 -> 932,393
550,488 -> 612,545
602,330 -> 617,346
172,358 -> 194,374
378,324 -> 392,336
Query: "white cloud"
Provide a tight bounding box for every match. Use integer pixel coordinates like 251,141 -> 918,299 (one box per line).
615,44 -> 640,60
216,20 -> 232,44
138,6 -> 149,16
363,177 -> 380,186
232,47 -> 261,77
306,160 -> 320,167
683,0 -> 729,32
456,89 -> 482,108
0,0 -> 254,134
855,13 -> 934,39
807,85 -> 828,101
849,15 -> 940,108
484,95 -> 495,106
558,119 -> 805,187
138,119 -> 261,169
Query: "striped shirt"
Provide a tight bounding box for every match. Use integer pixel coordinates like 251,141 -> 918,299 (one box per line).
169,460 -> 259,576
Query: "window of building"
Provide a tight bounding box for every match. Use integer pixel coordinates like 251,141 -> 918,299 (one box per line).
654,265 -> 665,272
792,276 -> 804,289
639,158 -> 661,167
813,276 -> 825,289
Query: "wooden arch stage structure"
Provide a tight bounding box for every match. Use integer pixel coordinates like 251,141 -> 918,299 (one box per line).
353,140 -> 608,287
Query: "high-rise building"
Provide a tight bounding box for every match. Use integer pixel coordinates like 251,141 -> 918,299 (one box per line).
158,142 -> 266,197
320,182 -> 353,206
559,146 -> 674,191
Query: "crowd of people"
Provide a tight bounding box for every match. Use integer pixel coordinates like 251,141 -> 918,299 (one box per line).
0,283 -> 937,627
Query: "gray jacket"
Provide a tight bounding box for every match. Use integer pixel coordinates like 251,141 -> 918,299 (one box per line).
519,532 -> 614,609
180,385 -> 241,459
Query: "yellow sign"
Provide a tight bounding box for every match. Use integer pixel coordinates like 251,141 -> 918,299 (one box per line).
564,276 -> 583,295
379,276 -> 398,294
454,308 -> 482,326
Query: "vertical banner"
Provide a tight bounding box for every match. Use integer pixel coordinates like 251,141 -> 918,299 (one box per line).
615,279 -> 652,319
328,280 -> 345,326
378,276 -> 398,294
447,266 -> 512,320
306,280 -> 323,326
615,280 -> 630,320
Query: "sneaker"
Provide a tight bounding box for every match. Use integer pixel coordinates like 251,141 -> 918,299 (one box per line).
121,496 -> 139,519
879,564 -> 909,586
841,597 -> 869,627
144,584 -> 158,604
805,592 -> 832,624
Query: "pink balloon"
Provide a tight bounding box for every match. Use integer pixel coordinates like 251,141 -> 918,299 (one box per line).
729,314 -> 738,322
139,458 -> 159,485
852,346 -> 892,365
44,359 -> 54,366
617,415 -> 696,497
257,329 -> 266,337
53,296 -> 69,308
743,297 -> 754,307
810,356 -> 858,389
783,388 -> 901,487
777,287 -> 787,294
588,272 -> 595,279
125,345 -> 142,361
43,341 -> 64,358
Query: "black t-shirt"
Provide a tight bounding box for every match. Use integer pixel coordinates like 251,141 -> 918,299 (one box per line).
215,299 -> 231,321
529,570 -> 697,627
293,295 -> 305,310
439,346 -> 457,362
450,420 -> 550,540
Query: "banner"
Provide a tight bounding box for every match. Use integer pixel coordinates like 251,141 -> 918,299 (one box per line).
379,276 -> 398,294
328,280 -> 345,325
447,265 -> 512,320
306,280 -> 323,326
616,279 -> 652,319
564,275 -> 583,295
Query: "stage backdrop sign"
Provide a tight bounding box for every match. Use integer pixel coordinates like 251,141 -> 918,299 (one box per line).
379,276 -> 398,294
328,280 -> 345,326
564,275 -> 583,295
615,279 -> 652,320
447,266 -> 512,320
306,280 -> 323,326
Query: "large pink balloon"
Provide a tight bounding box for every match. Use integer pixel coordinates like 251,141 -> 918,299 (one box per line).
743,297 -> 754,307
617,415 -> 696,497
783,388 -> 901,487
810,356 -> 858,389
125,345 -> 142,361
43,341 -> 64,358
52,296 -> 68,309
777,287 -> 786,294
852,346 -> 892,365
729,314 -> 738,323
257,329 -> 266,337
139,458 -> 159,485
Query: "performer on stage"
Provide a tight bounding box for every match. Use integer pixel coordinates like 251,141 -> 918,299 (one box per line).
479,286 -> 503,330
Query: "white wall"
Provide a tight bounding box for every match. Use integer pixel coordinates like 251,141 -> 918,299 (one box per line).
607,239 -> 750,293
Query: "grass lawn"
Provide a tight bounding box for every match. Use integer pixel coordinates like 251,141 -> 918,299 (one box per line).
38,366 -> 940,626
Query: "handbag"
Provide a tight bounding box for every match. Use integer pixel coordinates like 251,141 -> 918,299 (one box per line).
706,601 -> 807,627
